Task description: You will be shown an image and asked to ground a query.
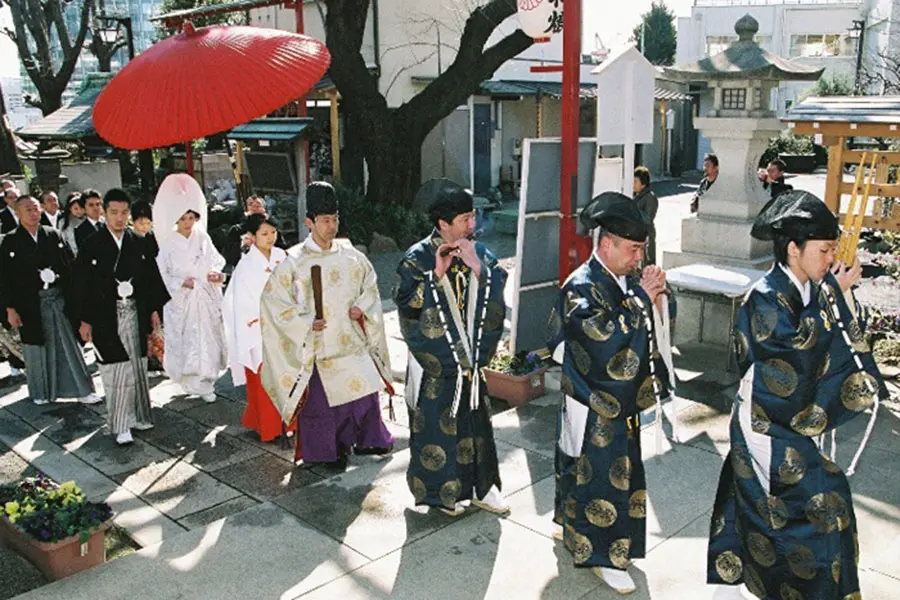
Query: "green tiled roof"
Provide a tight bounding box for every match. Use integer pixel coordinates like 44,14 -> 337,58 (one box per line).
16,72 -> 114,141
227,117 -> 312,141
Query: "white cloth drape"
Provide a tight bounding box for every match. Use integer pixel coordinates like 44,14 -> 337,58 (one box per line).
157,228 -> 227,395
223,245 -> 286,386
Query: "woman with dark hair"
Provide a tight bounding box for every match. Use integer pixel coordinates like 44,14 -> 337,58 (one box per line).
223,213 -> 294,441
632,166 -> 659,266
708,190 -> 886,600
60,193 -> 86,253
155,175 -> 227,404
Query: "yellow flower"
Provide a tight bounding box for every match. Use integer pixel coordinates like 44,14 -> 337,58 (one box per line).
60,481 -> 76,493
22,504 -> 35,515
4,501 -> 19,516
8,514 -> 17,524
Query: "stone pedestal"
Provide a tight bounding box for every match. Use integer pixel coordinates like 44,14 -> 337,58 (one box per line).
31,149 -> 71,194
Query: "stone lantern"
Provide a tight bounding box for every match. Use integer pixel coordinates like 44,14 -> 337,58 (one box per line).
663,14 -> 824,270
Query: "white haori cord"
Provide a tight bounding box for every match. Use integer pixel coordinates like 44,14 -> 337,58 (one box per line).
821,282 -> 879,476
628,290 -> 677,455
469,270 -> 491,412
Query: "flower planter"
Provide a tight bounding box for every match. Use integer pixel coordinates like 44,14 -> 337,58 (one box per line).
483,368 -> 547,406
0,516 -> 109,581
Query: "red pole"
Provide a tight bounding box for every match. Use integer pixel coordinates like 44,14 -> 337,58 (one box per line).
186,141 -> 194,176
559,0 -> 582,283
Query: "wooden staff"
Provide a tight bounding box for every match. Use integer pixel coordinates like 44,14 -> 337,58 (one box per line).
311,265 -> 324,320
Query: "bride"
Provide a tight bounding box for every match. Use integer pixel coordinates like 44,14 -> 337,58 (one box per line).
154,175 -> 227,403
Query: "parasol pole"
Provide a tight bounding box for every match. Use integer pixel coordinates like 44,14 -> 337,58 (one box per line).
559,0 -> 581,283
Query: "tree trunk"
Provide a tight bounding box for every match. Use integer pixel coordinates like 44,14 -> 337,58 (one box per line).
0,80 -> 23,175
365,119 -> 423,206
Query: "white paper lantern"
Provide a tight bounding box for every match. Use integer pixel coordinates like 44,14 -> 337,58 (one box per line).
517,0 -> 555,40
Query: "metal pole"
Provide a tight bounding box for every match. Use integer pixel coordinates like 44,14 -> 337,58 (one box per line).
852,19 -> 865,94
438,22 -> 446,177
559,0 -> 581,282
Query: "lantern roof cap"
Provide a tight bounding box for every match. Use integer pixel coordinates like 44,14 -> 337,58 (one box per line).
664,14 -> 823,83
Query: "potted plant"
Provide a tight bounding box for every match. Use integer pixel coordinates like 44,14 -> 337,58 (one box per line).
0,475 -> 113,581
483,345 -> 548,406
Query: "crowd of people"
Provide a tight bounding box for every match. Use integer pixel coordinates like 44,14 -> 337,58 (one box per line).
0,167 -> 886,599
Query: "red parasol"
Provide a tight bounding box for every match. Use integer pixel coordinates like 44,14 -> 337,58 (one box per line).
93,23 -> 330,150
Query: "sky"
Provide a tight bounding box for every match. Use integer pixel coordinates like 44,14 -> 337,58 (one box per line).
0,0 -> 698,80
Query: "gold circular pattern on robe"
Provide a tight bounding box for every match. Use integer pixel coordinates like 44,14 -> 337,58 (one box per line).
629,489 -> 647,519
747,532 -> 777,568
348,376 -> 364,395
415,352 -> 443,378
609,456 -> 632,491
822,454 -> 842,475
711,512 -> 725,537
756,495 -> 788,530
279,337 -> 296,355
751,302 -> 778,342
734,330 -> 750,364
589,416 -> 615,448
420,307 -> 445,339
423,377 -> 443,400
846,318 -> 869,353
570,530 -> 594,565
790,403 -> 828,437
278,272 -> 292,288
832,553 -> 841,584
637,376 -> 659,411
590,284 -> 613,312
751,402 -> 771,435
408,476 -> 427,503
792,316 -> 819,351
840,371 -> 877,412
482,301 -> 505,332
607,348 -> 641,381
411,408 -> 425,434
779,583 -> 804,600
776,291 -> 794,314
439,407 -> 458,436
560,373 -> 576,397
279,374 -> 295,390
571,341 -> 592,377
816,352 -> 831,380
547,307 -> 563,340
731,446 -> 755,480
576,455 -> 593,486
714,551 -> 743,584
328,267 -> 342,285
278,307 -> 296,322
609,538 -> 631,569
761,358 -> 799,398
787,544 -> 818,580
589,390 -> 622,419
440,479 -> 462,507
778,446 -> 807,486
585,499 -> 618,528
806,491 -> 851,533
583,315 -> 615,342
456,437 -> 475,465
420,444 -> 447,472
408,283 -> 425,309
844,594 -> 862,600
565,496 -> 577,520
743,564 -> 766,599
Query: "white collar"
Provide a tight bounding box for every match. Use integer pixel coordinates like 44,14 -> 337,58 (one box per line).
27,228 -> 38,243
88,217 -> 100,227
7,206 -> 18,222
592,251 -> 627,293
108,227 -> 124,249
304,234 -> 336,254
779,264 -> 811,307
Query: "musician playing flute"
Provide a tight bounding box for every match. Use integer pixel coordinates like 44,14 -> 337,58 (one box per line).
708,190 -> 887,600
395,182 -> 509,516
259,182 -> 393,469
546,192 -> 672,595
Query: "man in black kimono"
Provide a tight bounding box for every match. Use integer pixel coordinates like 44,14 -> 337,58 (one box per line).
547,192 -> 671,595
0,196 -> 100,405
1,185 -> 20,233
395,183 -> 509,517
39,191 -> 62,229
0,181 -> 25,376
74,189 -> 104,249
76,189 -> 170,445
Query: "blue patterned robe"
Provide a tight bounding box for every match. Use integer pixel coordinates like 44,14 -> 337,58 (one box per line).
547,256 -> 671,570
395,231 -> 507,509
707,267 -> 886,599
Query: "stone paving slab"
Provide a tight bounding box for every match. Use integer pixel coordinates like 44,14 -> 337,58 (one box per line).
134,406 -> 266,472
15,503 -> 371,600
0,442 -> 35,484
839,396 -> 900,458
63,430 -> 173,478
211,454 -> 323,502
113,457 -> 244,521
300,510 -> 604,600
176,495 -> 261,530
101,486 -> 187,548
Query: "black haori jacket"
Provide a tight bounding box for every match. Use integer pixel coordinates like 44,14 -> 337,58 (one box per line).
75,228 -> 170,364
0,226 -> 79,345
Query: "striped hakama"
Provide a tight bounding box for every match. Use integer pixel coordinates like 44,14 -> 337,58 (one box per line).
21,288 -> 94,402
99,299 -> 152,435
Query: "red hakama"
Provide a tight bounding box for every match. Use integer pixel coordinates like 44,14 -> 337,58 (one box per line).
242,366 -> 295,442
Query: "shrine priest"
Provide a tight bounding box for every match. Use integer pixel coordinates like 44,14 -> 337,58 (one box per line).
395,182 -> 509,517
707,191 -> 887,600
260,182 -> 393,468
0,195 -> 100,406
547,192 -> 673,595
76,189 -> 170,445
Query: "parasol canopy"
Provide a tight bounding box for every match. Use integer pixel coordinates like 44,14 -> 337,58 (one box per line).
94,23 -> 330,150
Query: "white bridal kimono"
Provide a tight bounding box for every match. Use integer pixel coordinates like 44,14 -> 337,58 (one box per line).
223,244 -> 287,385
157,228 -> 227,396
